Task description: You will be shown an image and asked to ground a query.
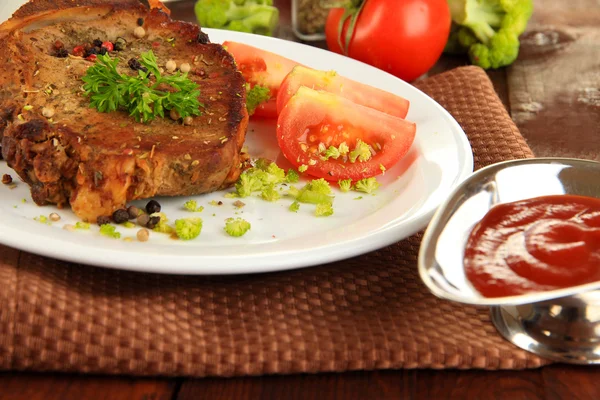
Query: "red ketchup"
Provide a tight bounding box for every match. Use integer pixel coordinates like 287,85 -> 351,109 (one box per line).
464,195 -> 600,297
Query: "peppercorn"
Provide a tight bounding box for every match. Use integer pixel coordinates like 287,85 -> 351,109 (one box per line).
112,209 -> 130,224
86,47 -> 98,56
2,174 -> 12,185
102,41 -> 114,52
73,45 -> 85,57
97,215 -> 112,226
146,200 -> 161,214
53,40 -> 64,49
93,39 -> 103,47
114,37 -> 127,51
146,215 -> 160,230
98,47 -> 108,56
55,48 -> 68,58
137,18 -> 144,26
137,228 -> 150,242
127,205 -> 141,219
128,58 -> 148,73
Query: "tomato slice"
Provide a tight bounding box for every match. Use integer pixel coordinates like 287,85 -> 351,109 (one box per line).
223,41 -> 302,118
277,87 -> 416,181
277,66 -> 410,119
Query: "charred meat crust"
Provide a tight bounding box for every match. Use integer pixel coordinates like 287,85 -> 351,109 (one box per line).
0,1 -> 249,222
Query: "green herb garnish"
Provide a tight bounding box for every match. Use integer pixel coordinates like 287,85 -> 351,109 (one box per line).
82,50 -> 202,123
245,83 -> 271,116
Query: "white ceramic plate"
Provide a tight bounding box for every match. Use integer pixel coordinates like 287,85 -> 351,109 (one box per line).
0,24 -> 473,275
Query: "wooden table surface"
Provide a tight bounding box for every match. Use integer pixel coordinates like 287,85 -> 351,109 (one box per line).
2,0 -> 600,399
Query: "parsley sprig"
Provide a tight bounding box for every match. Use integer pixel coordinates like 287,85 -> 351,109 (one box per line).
82,51 -> 202,123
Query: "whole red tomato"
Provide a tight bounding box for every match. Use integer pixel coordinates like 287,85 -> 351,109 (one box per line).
325,0 -> 451,82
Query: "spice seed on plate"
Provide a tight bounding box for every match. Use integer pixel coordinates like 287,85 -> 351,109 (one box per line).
137,214 -> 150,227
146,200 -> 161,214
133,26 -> 146,38
127,205 -> 141,219
112,209 -> 130,224
49,213 -> 61,222
97,215 -> 112,226
2,174 -> 12,184
137,228 -> 149,242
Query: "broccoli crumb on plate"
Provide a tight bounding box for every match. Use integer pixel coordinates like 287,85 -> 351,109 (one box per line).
175,218 -> 203,240
224,217 -> 251,237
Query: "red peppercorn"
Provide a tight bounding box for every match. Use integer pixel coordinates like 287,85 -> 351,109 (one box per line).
85,54 -> 97,62
152,41 -> 161,49
101,41 -> 114,52
53,40 -> 64,50
73,45 -> 85,57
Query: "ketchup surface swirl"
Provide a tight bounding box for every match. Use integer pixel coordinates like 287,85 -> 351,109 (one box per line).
464,195 -> 600,297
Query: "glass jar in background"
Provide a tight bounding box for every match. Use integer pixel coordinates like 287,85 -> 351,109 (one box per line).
292,0 -> 332,41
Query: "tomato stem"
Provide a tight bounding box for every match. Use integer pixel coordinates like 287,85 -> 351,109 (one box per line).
335,0 -> 367,56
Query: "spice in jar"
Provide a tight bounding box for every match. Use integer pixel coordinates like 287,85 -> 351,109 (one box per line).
295,0 -> 330,36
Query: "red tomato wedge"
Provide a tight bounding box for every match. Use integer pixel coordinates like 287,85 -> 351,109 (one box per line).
223,41 -> 302,119
277,66 -> 410,119
277,87 -> 416,181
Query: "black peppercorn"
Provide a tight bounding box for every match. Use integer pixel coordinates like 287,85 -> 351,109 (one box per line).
128,58 -> 148,73
86,47 -> 98,56
97,215 -> 112,226
137,17 -> 144,26
98,47 -> 108,56
146,215 -> 160,229
112,209 -> 130,224
93,39 -> 103,47
146,200 -> 161,214
55,48 -> 68,58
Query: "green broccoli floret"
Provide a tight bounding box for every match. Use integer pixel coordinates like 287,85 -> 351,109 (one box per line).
183,199 -> 204,212
324,146 -> 341,160
349,139 -> 372,163
289,200 -> 300,213
261,184 -> 281,202
175,218 -> 203,240
75,221 -> 90,230
245,84 -> 271,116
315,203 -> 333,217
290,179 -> 334,205
354,177 -> 381,194
286,169 -> 300,183
235,168 -> 265,197
265,162 -> 286,184
446,0 -> 533,69
99,224 -> 121,239
338,179 -> 352,192
224,217 -> 251,237
306,178 -> 332,195
194,0 -> 279,36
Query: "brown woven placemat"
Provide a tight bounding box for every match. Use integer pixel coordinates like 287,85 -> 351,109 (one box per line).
0,66 -> 553,377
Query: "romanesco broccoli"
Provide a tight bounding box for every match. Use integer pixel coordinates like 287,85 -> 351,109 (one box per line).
445,0 -> 533,69
224,217 -> 251,237
175,218 -> 203,240
194,0 -> 279,36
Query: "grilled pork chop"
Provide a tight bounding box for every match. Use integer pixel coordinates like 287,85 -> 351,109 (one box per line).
0,0 -> 249,222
